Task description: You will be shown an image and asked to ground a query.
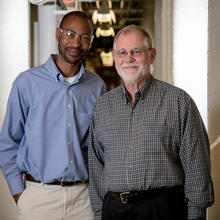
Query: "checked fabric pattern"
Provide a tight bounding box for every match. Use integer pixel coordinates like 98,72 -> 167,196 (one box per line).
88,75 -> 214,220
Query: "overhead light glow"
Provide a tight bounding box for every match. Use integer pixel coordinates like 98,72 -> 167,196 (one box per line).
92,6 -> 116,25
96,26 -> 115,37
100,51 -> 114,67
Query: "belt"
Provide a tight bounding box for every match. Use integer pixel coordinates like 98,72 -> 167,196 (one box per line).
25,173 -> 88,187
109,186 -> 183,204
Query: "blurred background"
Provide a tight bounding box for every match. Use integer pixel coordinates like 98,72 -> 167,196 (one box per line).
0,0 -> 220,219
29,0 -> 155,90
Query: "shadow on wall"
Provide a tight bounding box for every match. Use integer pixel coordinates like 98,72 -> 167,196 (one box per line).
0,173 -> 17,220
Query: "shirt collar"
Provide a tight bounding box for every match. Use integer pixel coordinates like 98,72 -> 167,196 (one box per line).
45,54 -> 85,84
120,74 -> 154,102
138,74 -> 154,99
72,64 -> 85,84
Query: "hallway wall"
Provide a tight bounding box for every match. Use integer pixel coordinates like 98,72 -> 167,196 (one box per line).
208,0 -> 220,219
0,1 -> 30,219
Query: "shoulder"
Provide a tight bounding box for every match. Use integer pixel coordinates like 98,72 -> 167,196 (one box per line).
93,86 -> 122,113
97,86 -> 122,102
13,64 -> 45,88
13,68 -> 34,87
152,78 -> 192,102
91,86 -> 122,121
84,69 -> 105,85
151,78 -> 199,117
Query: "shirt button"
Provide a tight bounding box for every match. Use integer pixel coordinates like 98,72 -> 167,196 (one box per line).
130,184 -> 135,189
130,146 -> 134,150
67,122 -> 71,127
69,160 -> 73,164
130,128 -> 134,132
128,165 -> 133,169
67,104 -> 71,108
68,141 -> 71,145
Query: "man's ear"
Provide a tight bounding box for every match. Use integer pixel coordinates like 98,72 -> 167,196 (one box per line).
150,48 -> 156,64
88,40 -> 93,50
56,28 -> 60,42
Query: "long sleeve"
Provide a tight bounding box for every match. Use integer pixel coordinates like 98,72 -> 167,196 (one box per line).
88,107 -> 105,220
87,78 -> 215,220
0,81 -> 27,195
179,95 -> 214,220
0,57 -> 107,197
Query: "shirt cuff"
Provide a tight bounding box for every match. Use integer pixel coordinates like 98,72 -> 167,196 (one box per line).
7,174 -> 25,196
188,206 -> 206,220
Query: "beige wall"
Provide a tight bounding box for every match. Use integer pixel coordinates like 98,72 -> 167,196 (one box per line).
0,1 -> 30,220
154,0 -> 173,84
208,0 -> 220,219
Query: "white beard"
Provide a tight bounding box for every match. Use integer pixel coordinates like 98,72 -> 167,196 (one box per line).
116,63 -> 149,83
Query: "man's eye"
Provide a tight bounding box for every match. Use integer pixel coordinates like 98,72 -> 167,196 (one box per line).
133,49 -> 141,55
81,35 -> 90,41
66,31 -> 75,37
118,51 -> 127,56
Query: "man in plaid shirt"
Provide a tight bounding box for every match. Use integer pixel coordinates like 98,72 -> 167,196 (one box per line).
88,25 -> 214,220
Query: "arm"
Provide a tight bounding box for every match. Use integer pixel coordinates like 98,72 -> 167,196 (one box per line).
179,95 -> 214,220
0,80 -> 27,197
88,108 -> 105,220
100,82 -> 107,96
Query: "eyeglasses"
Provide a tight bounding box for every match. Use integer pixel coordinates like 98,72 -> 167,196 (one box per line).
59,28 -> 94,44
115,48 -> 151,58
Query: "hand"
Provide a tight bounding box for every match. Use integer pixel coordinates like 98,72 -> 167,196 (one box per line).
13,193 -> 22,204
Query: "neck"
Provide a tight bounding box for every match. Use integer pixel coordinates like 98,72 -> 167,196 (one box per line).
55,55 -> 81,77
124,73 -> 151,103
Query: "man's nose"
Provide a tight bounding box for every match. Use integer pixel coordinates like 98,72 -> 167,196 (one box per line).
70,36 -> 82,47
125,52 -> 136,62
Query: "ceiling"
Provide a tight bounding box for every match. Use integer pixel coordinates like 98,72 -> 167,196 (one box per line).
81,0 -> 145,28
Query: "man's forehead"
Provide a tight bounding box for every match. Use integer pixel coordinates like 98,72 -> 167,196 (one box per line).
116,31 -> 145,45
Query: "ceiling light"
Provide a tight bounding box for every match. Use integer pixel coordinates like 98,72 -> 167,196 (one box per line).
100,50 -> 114,67
96,26 -> 115,37
92,5 -> 116,25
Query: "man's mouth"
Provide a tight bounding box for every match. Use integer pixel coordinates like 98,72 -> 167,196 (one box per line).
66,47 -> 82,56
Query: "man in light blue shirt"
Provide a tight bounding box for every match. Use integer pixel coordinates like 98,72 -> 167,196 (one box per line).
0,11 -> 106,220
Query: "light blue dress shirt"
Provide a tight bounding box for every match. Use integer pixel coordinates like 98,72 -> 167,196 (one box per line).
0,55 -> 106,195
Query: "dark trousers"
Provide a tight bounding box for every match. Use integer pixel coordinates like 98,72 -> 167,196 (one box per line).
102,187 -> 187,220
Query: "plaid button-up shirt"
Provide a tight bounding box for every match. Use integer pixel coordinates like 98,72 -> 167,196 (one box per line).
88,75 -> 214,220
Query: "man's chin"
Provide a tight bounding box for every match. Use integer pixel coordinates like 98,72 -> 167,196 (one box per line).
121,76 -> 140,84
118,72 -> 138,82
64,55 -> 82,65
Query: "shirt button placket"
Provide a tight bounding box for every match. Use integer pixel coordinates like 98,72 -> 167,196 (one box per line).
127,107 -> 136,190
66,88 -> 74,179
130,184 -> 135,189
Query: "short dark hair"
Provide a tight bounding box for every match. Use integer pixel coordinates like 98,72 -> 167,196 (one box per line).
59,11 -> 94,34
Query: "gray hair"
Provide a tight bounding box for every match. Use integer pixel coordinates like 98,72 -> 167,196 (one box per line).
113,25 -> 154,50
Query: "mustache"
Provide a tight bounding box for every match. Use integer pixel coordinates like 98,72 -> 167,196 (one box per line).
121,63 -> 140,68
65,47 -> 83,53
